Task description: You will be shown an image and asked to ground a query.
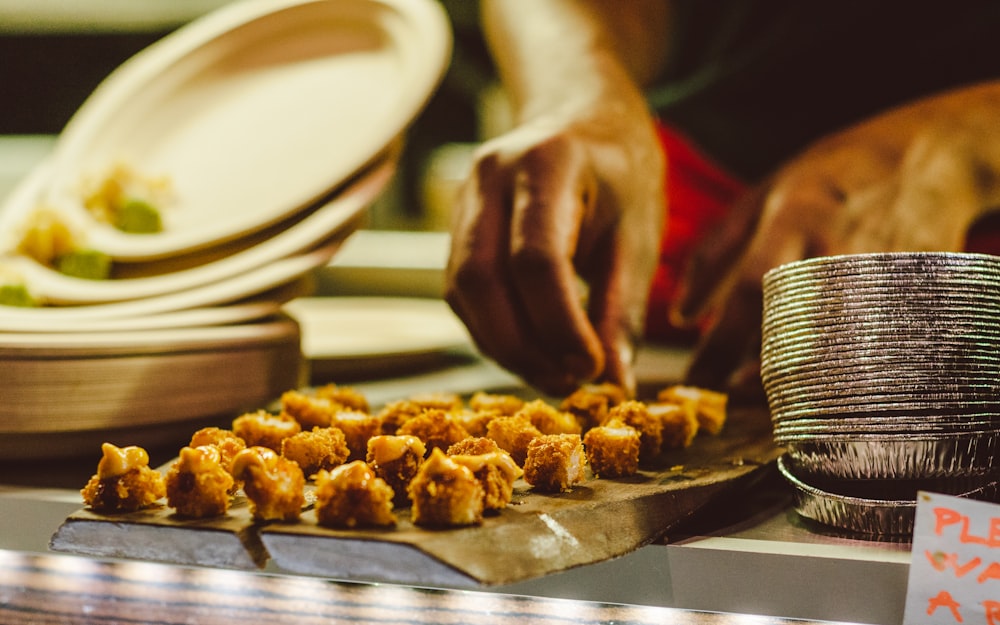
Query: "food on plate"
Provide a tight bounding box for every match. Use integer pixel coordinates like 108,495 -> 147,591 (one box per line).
366,434 -> 426,506
407,391 -> 464,412
314,461 -> 397,528
604,400 -> 663,462
279,390 -> 338,429
55,249 -> 112,280
450,450 -> 522,512
485,415 -> 542,466
81,162 -> 170,234
468,391 -> 525,416
446,436 -> 501,456
523,434 -> 587,492
648,401 -> 699,450
281,426 -> 351,477
231,446 -> 305,522
657,385 -> 728,435
165,445 -> 234,518
583,423 -> 641,478
329,410 -> 383,461
189,427 -> 246,472
408,448 -> 485,527
396,408 -> 470,455
376,399 -> 426,435
516,398 -> 582,435
232,410 -> 301,451
14,207 -> 111,281
0,282 -> 37,307
559,382 -> 628,431
314,383 -> 370,413
80,443 -> 166,513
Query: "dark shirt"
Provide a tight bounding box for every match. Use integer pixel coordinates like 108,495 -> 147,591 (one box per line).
648,1 -> 1000,182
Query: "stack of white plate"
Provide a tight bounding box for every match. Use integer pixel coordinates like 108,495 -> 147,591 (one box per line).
0,0 -> 451,458
761,252 -> 1000,536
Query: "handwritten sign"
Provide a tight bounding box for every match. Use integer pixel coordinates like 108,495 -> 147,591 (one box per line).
904,491 -> 1000,625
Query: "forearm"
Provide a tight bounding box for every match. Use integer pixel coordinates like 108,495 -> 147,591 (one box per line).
480,0 -> 671,122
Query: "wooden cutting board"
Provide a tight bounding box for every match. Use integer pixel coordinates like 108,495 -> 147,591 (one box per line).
50,403 -> 781,587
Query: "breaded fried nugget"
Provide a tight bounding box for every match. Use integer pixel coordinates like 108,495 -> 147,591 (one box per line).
447,436 -> 501,456
232,410 -> 301,451
231,446 -> 305,521
408,448 -> 484,527
314,383 -> 370,413
468,391 -> 524,416
648,402 -> 699,450
486,415 -> 542,466
281,426 -> 351,477
604,400 -> 663,462
314,461 -> 396,528
397,408 -> 470,454
165,445 -> 234,518
453,409 -> 498,438
376,399 -> 426,434
523,434 -> 587,492
450,450 -> 522,512
366,434 -> 426,506
279,389 -> 338,429
407,391 -> 464,412
657,385 -> 728,435
81,443 -> 166,513
516,399 -> 582,435
189,427 -> 246,472
329,410 -> 383,461
560,382 -> 628,431
583,423 -> 641,478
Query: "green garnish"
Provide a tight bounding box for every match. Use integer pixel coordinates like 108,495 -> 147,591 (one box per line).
0,283 -> 39,307
56,249 -> 112,280
116,197 -> 163,234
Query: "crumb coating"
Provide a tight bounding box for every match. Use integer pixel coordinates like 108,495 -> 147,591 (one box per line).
281,426 -> 351,477
81,443 -> 165,512
583,423 -> 641,478
397,408 -> 470,454
314,461 -> 396,528
486,415 -> 542,466
231,446 -> 305,521
523,434 -> 587,492
232,410 -> 301,451
165,445 -> 234,518
408,449 -> 484,527
366,434 -> 426,506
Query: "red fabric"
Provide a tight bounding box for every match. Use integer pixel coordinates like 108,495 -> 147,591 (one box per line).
645,121 -> 746,342
645,120 -> 1000,343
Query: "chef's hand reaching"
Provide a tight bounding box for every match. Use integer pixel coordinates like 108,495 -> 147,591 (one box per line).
672,82 -> 1000,393
443,0 -> 669,397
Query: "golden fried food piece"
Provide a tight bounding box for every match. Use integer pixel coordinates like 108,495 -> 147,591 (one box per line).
559,382 -> 628,431
190,427 -> 245,466
231,446 -> 305,522
486,415 -> 542,467
81,443 -> 166,513
376,399 -> 426,435
453,409 -> 498,438
516,399 -> 582,435
279,390 -> 338,429
314,383 -> 370,413
232,410 -> 301,451
468,391 -> 524,416
408,448 -> 485,527
450,450 -> 522,512
657,385 -> 728,435
583,423 -> 641,478
329,410 -> 383,461
366,434 -> 426,506
447,436 -> 501,456
407,391 -> 464,412
281,426 -> 350,477
397,408 -> 470,455
647,402 -> 699,450
314,461 -> 396,528
165,445 -> 234,518
523,434 -> 587,492
604,400 -> 663,462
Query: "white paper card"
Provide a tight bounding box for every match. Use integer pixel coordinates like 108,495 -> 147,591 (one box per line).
903,491 -> 1000,625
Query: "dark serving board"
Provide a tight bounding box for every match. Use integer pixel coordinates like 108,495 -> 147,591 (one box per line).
50,404 -> 781,587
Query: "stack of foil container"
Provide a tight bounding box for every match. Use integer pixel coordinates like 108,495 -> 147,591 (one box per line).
761,252 -> 1000,536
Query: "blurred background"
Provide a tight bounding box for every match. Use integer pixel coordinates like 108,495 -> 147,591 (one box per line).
0,0 -> 504,234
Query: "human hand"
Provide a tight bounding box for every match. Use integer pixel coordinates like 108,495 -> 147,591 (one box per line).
671,93 -> 1000,394
445,108 -> 664,397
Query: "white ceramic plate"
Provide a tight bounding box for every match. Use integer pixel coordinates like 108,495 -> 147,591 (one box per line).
0,238 -> 335,331
38,0 -> 451,260
0,150 -> 396,305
